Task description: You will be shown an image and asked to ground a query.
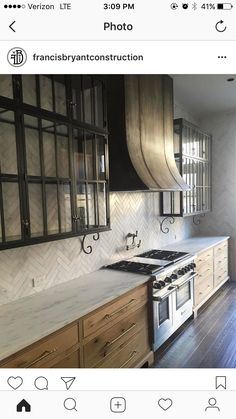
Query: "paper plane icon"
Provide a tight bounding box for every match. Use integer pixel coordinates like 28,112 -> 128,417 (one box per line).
61,377 -> 76,390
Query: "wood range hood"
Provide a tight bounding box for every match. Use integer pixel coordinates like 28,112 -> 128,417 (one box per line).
106,75 -> 190,192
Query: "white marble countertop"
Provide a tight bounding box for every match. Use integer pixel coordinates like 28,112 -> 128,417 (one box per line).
0,269 -> 150,362
163,236 -> 229,256
0,235 -> 229,362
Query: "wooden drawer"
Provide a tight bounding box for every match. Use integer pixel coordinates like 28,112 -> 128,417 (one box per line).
215,257 -> 228,273
196,248 -> 213,268
51,350 -> 80,368
83,284 -> 148,338
215,266 -> 228,287
214,240 -> 228,258
197,261 -> 213,277
0,324 -> 79,368
84,305 -> 148,367
195,274 -> 214,306
94,327 -> 149,368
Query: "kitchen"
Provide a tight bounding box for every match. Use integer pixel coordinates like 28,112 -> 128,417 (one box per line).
0,74 -> 234,368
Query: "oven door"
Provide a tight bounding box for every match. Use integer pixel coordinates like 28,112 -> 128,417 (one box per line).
173,274 -> 196,327
153,288 -> 175,351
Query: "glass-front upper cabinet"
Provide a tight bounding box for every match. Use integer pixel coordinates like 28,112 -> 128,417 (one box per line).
0,75 -> 110,250
161,119 -> 212,217
71,76 -> 106,129
0,108 -> 23,245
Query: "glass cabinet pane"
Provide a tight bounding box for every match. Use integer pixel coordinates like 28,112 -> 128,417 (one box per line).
97,135 -> 106,180
24,115 -> 41,176
59,183 -> 72,233
40,76 -> 53,112
54,76 -> 67,116
56,125 -> 69,178
46,184 -> 59,235
0,211 -> 2,242
28,183 -> 44,238
73,128 -> 85,180
71,76 -> 83,121
85,132 -> 95,180
83,76 -> 93,125
76,183 -> 87,229
2,182 -> 22,241
0,109 -> 17,175
22,75 -> 37,106
94,79 -> 104,128
98,184 -> 107,226
0,75 -> 13,99
43,121 -> 56,177
87,184 -> 96,227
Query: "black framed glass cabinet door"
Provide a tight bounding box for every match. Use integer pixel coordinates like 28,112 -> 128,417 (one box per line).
0,75 -> 110,250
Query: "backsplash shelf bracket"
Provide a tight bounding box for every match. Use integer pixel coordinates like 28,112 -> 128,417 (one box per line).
81,233 -> 100,255
160,217 -> 175,234
193,214 -> 205,225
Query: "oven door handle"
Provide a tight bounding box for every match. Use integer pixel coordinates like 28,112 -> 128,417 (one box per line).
174,272 -> 197,289
153,286 -> 177,302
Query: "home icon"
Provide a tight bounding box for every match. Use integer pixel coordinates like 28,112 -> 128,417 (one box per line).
16,399 -> 31,412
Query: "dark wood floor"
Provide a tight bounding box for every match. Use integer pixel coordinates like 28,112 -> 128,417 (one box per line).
153,282 -> 236,368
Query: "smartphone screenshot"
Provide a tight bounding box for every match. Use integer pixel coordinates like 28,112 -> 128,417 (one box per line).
0,0 -> 235,417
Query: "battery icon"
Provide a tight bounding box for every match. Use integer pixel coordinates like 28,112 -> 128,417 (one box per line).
217,3 -> 233,9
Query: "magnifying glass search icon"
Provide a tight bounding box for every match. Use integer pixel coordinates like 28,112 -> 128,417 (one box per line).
64,398 -> 77,411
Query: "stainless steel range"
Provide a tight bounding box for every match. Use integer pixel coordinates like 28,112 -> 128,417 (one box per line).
105,249 -> 196,351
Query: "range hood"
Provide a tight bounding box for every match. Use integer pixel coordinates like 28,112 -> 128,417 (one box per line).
106,75 -> 190,192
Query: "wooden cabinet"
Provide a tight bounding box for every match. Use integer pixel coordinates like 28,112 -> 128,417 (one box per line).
82,284 -> 153,368
161,118 -> 212,217
0,324 -> 79,368
194,240 -> 229,315
0,75 -> 110,250
0,283 -> 153,368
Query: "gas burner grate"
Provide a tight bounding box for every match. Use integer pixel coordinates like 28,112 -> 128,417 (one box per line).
105,260 -> 163,275
138,249 -> 189,262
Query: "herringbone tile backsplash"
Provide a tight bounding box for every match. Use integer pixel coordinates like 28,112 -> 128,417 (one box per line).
0,191 -> 197,305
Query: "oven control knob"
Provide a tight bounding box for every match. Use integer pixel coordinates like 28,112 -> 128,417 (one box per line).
153,282 -> 162,289
190,263 -> 196,269
178,269 -> 185,276
159,280 -> 166,287
170,274 -> 178,280
164,277 -> 172,283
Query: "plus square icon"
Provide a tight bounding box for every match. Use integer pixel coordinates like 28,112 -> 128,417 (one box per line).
110,397 -> 126,413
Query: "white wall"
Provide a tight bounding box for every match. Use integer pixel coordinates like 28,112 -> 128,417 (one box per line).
197,111 -> 236,280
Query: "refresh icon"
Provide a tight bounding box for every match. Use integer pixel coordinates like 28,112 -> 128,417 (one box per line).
215,20 -> 227,32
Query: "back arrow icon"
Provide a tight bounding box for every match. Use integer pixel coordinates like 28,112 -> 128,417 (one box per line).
215,20 -> 227,32
9,21 -> 16,32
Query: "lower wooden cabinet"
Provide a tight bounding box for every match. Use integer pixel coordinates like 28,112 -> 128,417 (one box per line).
194,239 -> 229,314
0,283 -> 153,368
52,350 -> 80,368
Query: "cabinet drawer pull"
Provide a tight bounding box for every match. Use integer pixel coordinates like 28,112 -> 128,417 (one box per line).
120,351 -> 137,368
104,323 -> 137,348
104,299 -> 136,320
25,348 -> 57,368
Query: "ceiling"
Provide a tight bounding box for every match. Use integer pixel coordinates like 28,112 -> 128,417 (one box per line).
172,75 -> 236,117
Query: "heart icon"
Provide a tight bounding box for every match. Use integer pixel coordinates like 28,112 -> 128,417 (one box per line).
7,376 -> 23,390
158,398 -> 173,411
